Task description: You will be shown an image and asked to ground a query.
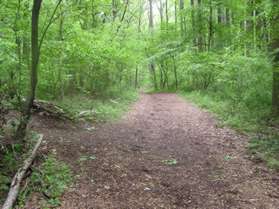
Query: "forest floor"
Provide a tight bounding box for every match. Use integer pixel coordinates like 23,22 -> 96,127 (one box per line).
25,93 -> 279,209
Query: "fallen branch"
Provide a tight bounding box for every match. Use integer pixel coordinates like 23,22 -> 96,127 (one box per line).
32,100 -> 72,120
2,134 -> 43,209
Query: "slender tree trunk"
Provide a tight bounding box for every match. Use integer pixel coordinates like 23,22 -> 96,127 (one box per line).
190,0 -> 196,46
165,0 -> 169,30
112,0 -> 117,21
217,6 -> 222,24
197,0 -> 203,51
179,0 -> 185,37
15,0 -> 43,141
172,56 -> 178,90
225,8 -> 231,46
271,0 -> 279,116
137,0 -> 143,32
243,15 -> 248,56
151,63 -> 158,89
148,0 -> 154,31
208,0 -> 213,51
135,67 -> 138,88
175,0 -> 177,31
148,0 -> 157,90
262,15 -> 269,49
159,0 -> 164,28
159,63 -> 164,88
10,0 -> 22,100
252,0 -> 257,50
58,6 -> 64,100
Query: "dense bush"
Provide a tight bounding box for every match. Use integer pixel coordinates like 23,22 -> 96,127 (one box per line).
177,51 -> 272,110
177,51 -> 272,131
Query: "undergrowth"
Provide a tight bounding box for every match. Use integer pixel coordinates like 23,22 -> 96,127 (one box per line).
0,142 -> 24,204
0,133 -> 72,208
181,91 -> 279,170
18,155 -> 72,208
248,136 -> 279,171
55,90 -> 138,122
181,91 -> 271,133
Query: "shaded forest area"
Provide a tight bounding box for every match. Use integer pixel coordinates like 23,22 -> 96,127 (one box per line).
1,0 -> 279,208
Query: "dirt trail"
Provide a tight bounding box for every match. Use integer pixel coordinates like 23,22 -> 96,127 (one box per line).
29,93 -> 279,209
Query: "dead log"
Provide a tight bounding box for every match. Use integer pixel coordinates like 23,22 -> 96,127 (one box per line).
32,100 -> 72,120
1,134 -> 43,209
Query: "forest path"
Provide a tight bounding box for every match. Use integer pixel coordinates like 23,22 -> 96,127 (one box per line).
30,93 -> 279,208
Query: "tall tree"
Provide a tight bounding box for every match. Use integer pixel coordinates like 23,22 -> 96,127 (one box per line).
15,0 -> 43,141
148,0 -> 157,89
197,0 -> 203,51
208,0 -> 213,50
15,0 -> 62,140
179,0 -> 185,37
271,0 -> 279,116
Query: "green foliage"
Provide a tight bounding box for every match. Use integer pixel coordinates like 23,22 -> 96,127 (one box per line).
56,90 -> 138,121
162,159 -> 178,166
0,174 -> 11,202
1,0 -> 278,204
0,0 -> 147,102
79,155 -> 97,163
20,156 -> 72,207
0,144 -> 22,204
177,51 -> 222,91
248,136 -> 279,170
37,24 -> 146,100
182,90 -> 265,132
178,51 -> 272,132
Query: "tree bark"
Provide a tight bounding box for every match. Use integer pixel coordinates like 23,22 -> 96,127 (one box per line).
197,0 -> 203,51
179,0 -> 185,37
148,0 -> 157,90
190,0 -> 196,47
135,67 -> 138,88
112,0 -> 117,21
271,0 -> 279,116
172,56 -> 178,90
15,0 -> 43,141
165,0 -> 168,29
208,0 -> 213,50
148,0 -> 154,31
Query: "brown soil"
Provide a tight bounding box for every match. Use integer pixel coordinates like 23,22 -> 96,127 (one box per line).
26,93 -> 279,209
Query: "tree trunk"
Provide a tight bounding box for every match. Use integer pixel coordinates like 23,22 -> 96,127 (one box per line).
174,0 -> 177,30
159,0 -> 164,28
148,0 -> 157,90
190,0 -> 196,46
112,0 -> 117,21
197,0 -> 203,51
252,0 -> 257,50
172,56 -> 178,90
208,0 -> 213,50
150,63 -> 158,90
135,67 -> 138,88
165,0 -> 169,30
15,0 -> 43,141
148,0 -> 154,31
271,0 -> 279,116
179,0 -> 185,37
137,0 -> 143,32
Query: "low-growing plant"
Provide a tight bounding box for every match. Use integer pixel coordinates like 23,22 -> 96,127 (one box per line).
55,90 -> 138,122
19,155 -> 72,208
248,136 -> 279,170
